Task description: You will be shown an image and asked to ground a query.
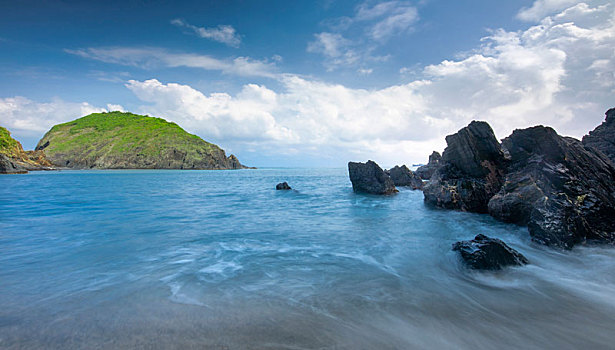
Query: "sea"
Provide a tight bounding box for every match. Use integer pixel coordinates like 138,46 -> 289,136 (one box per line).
1,168 -> 615,349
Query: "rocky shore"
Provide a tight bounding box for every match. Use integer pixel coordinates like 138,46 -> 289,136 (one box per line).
349,108 -> 615,254
0,126 -> 54,174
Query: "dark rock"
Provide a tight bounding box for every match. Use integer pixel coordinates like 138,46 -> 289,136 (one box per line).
423,121 -> 507,213
348,160 -> 398,195
452,234 -> 529,270
415,151 -> 441,180
582,108 -> 615,164
488,126 -> 615,248
0,154 -> 27,174
276,182 -> 291,190
385,165 -> 423,189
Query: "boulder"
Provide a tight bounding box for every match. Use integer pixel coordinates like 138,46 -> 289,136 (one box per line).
276,182 -> 292,190
423,121 -> 507,213
488,126 -> 615,248
385,165 -> 423,189
0,154 -> 27,174
582,108 -> 615,164
452,234 -> 529,270
415,151 -> 441,180
348,160 -> 398,195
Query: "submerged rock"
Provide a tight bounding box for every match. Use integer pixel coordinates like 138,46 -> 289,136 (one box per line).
452,234 -> 529,270
488,125 -> 615,249
582,108 -> 615,164
385,165 -> 423,190
423,121 -> 507,213
348,160 -> 398,195
276,182 -> 292,190
415,151 -> 441,180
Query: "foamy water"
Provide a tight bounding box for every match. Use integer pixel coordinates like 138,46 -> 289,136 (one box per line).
1,168 -> 614,349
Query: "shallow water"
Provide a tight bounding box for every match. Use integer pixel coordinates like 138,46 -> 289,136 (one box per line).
1,168 -> 615,349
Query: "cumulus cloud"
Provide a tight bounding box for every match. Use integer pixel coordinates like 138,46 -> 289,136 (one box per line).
6,2 -> 615,166
124,2 -> 615,164
66,47 -> 276,78
171,19 -> 241,47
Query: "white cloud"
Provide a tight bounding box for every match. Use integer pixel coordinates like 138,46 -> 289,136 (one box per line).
106,104 -> 125,112
0,97 -> 109,148
6,2 -> 615,166
357,1 -> 418,40
517,0 -> 581,21
307,33 -> 360,70
66,47 -> 276,78
308,1 -> 418,71
171,19 -> 241,47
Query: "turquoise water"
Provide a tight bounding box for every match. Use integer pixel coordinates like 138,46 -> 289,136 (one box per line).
1,169 -> 615,349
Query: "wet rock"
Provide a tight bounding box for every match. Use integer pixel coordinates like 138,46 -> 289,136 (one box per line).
415,151 -> 441,180
582,108 -> 615,164
385,165 -> 423,190
452,234 -> 529,270
488,126 -> 615,249
276,182 -> 292,190
423,121 -> 507,213
348,160 -> 398,195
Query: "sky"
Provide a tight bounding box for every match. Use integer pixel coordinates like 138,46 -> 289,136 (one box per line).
0,0 -> 614,167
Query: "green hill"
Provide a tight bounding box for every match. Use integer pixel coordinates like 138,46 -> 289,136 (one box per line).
36,111 -> 245,169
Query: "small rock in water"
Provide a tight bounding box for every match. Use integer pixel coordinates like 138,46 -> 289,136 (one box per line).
276,182 -> 292,190
452,234 -> 529,270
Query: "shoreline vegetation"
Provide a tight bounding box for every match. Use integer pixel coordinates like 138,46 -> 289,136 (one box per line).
1,111 -> 250,174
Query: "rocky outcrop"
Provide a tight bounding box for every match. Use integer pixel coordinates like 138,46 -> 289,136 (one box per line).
348,160 -> 398,195
415,151 -> 441,180
452,234 -> 529,270
385,165 -> 423,189
0,154 -> 27,174
423,121 -> 507,213
582,108 -> 615,164
488,126 -> 615,248
1,126 -> 53,174
276,182 -> 291,190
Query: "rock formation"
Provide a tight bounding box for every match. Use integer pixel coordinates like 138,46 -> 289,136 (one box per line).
348,160 -> 398,195
424,113 -> 615,249
452,234 -> 529,270
385,165 -> 423,189
1,126 -> 53,174
488,126 -> 615,248
582,108 -> 615,164
415,151 -> 441,180
423,121 -> 507,213
276,182 -> 291,190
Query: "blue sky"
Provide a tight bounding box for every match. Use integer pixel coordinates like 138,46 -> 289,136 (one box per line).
1,0 -> 614,167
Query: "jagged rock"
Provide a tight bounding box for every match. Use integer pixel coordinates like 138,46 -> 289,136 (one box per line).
488,126 -> 615,248
385,165 -> 423,190
415,151 -> 441,180
0,154 -> 27,174
423,121 -> 507,213
452,234 -> 529,270
582,108 -> 615,164
348,160 -> 398,195
276,182 -> 291,190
